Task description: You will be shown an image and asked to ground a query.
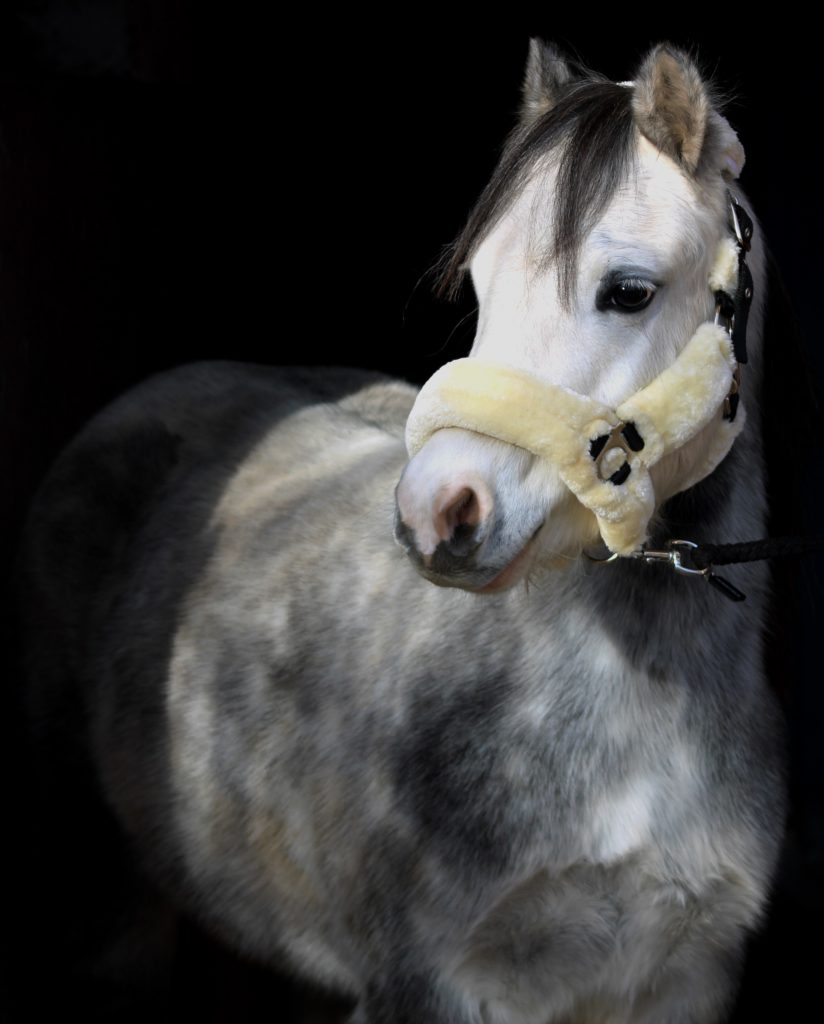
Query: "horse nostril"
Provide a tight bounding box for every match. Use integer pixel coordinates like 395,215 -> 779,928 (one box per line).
433,483 -> 490,547
394,467 -> 494,572
435,486 -> 478,540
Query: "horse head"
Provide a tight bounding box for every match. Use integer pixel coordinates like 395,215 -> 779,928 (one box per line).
394,40 -> 755,592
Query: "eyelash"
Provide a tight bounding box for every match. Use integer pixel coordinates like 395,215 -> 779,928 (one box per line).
599,277 -> 658,313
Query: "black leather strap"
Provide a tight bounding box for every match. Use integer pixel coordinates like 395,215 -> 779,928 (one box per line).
729,195 -> 753,365
732,255 -> 752,365
716,194 -> 754,422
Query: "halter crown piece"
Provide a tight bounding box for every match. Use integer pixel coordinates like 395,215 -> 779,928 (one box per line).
405,193 -> 754,556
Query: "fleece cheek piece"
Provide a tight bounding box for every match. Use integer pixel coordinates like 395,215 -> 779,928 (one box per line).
404,321 -> 744,555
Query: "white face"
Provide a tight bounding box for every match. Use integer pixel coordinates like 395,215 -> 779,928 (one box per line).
468,134 -> 725,405
395,132 -> 734,592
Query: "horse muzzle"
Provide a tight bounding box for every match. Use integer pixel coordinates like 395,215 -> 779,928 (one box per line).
393,429 -> 549,591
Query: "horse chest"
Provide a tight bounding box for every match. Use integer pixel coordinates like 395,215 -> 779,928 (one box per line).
415,636 -> 752,1019
397,613 -> 698,877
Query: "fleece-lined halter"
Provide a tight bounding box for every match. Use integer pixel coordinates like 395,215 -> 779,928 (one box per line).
405,193 -> 753,558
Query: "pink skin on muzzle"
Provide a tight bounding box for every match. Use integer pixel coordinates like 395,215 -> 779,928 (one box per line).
393,428 -> 556,592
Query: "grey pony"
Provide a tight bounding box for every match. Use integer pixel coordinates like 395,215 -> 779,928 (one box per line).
20,41 -> 786,1024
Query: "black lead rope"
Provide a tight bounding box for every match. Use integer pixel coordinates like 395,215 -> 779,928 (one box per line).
639,537 -> 824,602
689,536 -> 824,570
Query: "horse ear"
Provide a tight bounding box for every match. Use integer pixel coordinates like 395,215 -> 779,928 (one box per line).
631,43 -> 743,178
705,110 -> 746,181
519,38 -> 576,125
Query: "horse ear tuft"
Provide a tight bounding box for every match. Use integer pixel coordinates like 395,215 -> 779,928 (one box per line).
519,38 -> 576,125
631,43 -> 713,175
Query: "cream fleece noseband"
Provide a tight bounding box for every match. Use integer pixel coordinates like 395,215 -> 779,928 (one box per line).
405,202 -> 751,556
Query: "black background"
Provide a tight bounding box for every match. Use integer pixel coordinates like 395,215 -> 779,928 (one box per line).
2,4 -> 822,1021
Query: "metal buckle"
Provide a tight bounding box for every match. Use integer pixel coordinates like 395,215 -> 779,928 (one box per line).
585,538 -> 747,600
593,421 -> 632,481
639,539 -> 709,577
728,192 -> 753,253
642,539 -> 746,600
586,539 -> 707,572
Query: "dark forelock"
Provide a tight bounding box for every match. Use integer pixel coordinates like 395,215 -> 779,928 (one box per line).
432,77 -> 637,309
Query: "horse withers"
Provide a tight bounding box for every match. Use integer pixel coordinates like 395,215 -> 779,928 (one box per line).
20,40 -> 786,1023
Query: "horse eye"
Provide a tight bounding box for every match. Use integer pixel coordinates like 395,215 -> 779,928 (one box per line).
606,279 -> 656,312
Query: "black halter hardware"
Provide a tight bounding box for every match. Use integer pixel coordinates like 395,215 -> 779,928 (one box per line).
589,421 -> 645,485
715,192 -> 754,422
